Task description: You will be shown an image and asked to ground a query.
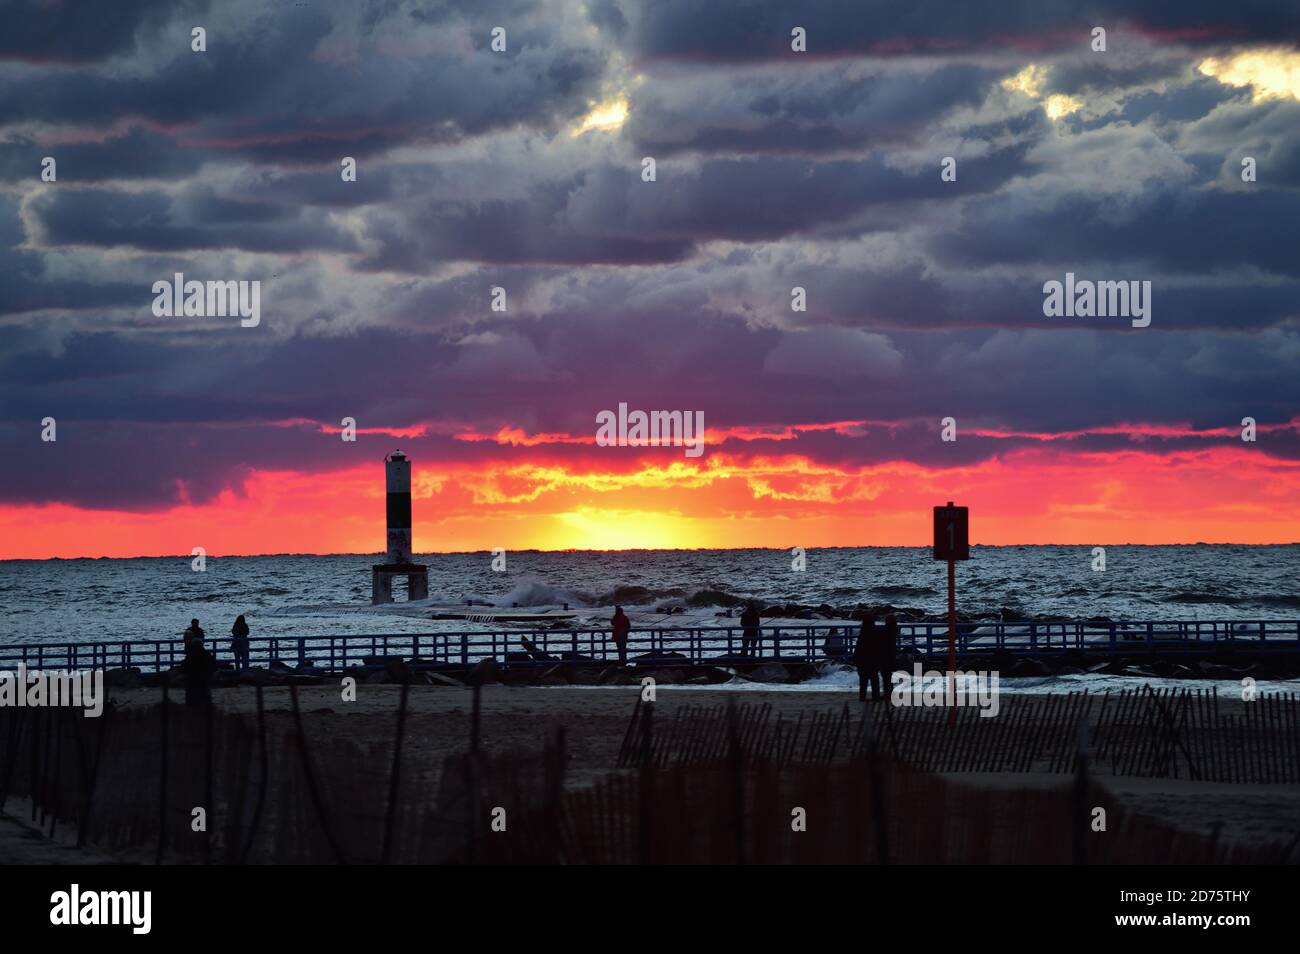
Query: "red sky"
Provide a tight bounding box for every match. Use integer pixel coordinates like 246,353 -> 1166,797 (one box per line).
3,431 -> 1297,558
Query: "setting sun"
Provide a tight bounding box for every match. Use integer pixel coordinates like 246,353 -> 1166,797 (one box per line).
548,507 -> 711,550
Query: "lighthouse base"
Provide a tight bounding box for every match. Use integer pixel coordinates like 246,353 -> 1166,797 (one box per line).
371,563 -> 429,605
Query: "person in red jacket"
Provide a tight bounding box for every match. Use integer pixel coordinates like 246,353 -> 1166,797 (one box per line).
610,606 -> 631,665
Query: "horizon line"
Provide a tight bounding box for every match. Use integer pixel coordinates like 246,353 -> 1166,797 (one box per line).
4,541 -> 1298,561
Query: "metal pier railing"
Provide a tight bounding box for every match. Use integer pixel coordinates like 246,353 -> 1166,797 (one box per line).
1,619 -> 1297,673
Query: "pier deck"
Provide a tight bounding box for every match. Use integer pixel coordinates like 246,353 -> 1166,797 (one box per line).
2,619 -> 1298,674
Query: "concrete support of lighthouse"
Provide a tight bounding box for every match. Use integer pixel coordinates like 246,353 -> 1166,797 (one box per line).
371,449 -> 429,604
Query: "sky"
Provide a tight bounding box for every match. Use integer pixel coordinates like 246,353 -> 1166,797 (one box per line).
1,0 -> 1299,558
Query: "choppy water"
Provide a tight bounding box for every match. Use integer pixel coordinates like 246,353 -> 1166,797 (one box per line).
0,545 -> 1296,647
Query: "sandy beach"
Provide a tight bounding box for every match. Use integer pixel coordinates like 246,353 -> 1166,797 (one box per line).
5,682 -> 1294,863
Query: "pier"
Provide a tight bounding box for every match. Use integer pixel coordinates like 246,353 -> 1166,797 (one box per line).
2,618 -> 1298,674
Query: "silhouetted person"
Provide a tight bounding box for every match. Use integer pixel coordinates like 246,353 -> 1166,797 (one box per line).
181,632 -> 217,707
854,613 -> 879,701
740,603 -> 762,657
230,614 -> 250,670
182,618 -> 205,650
821,627 -> 850,663
611,606 -> 631,665
880,612 -> 900,693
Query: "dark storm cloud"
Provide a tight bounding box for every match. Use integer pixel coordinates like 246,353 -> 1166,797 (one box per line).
0,5 -> 607,162
360,145 -> 1030,269
0,195 -> 21,246
1117,78 -> 1240,125
2,303 -> 1297,508
0,197 -> 138,315
711,421 -> 1300,473
0,319 -> 589,508
0,11 -> 333,128
904,329 -> 1300,434
1045,55 -> 1191,97
0,128 -> 209,182
622,0 -> 1300,61
2,0 -> 1298,512
0,252 -> 143,316
932,188 -> 1300,278
0,249 -> 141,316
0,0 -> 210,64
1269,137 -> 1300,189
725,323 -> 1299,437
791,260 -> 1300,332
30,187 -> 359,253
404,0 -> 541,27
240,164 -> 400,208
626,63 -> 997,156
1184,99 -> 1300,190
8,408 -> 1294,512
0,419 -> 362,511
587,0 -> 630,38
358,189 -> 695,269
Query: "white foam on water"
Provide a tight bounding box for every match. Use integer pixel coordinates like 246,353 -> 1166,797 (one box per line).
625,668 -> 1300,695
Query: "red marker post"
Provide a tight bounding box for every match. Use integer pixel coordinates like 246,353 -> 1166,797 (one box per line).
933,502 -> 969,726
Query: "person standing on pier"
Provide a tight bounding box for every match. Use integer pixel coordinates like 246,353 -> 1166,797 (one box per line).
230,614 -> 251,670
181,629 -> 217,706
183,618 -> 205,649
880,612 -> 900,695
854,613 -> 879,701
740,602 -> 762,656
611,605 -> 631,665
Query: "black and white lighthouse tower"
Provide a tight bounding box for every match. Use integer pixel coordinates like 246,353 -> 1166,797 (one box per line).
371,449 -> 430,604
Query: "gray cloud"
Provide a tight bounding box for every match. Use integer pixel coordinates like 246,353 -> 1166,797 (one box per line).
2,0 -> 1298,510
621,0 -> 1300,62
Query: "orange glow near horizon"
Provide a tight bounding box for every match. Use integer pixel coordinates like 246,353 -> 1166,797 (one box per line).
1,442 -> 1298,559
